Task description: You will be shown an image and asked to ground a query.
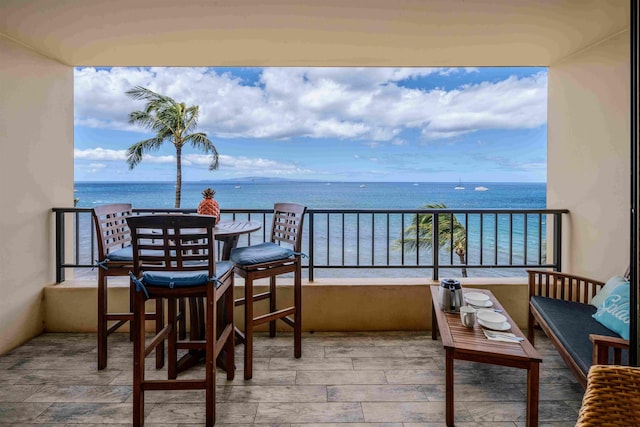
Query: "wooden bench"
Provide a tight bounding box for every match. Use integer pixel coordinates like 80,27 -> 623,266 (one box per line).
527,269 -> 629,388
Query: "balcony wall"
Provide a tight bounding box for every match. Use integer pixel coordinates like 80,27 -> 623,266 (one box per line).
43,277 -> 530,333
547,31 -> 630,281
0,37 -> 74,354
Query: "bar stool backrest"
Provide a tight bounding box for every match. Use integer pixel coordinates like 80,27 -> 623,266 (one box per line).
93,203 -> 133,259
126,214 -> 218,278
270,202 -> 306,252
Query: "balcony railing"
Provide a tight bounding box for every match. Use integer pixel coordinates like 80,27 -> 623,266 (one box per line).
52,207 -> 569,282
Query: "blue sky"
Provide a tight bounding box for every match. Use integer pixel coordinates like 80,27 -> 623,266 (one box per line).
74,67 -> 547,183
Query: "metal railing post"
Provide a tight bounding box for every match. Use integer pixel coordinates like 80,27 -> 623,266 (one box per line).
55,210 -> 65,283
308,212 -> 314,282
432,212 -> 439,281
553,212 -> 563,271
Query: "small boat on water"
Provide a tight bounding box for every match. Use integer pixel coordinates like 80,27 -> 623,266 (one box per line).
454,180 -> 465,190
475,186 -> 489,191
234,185 -> 241,189
359,184 -> 366,188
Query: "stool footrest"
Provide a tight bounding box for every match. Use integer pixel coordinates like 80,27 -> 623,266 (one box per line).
144,323 -> 172,357
142,379 -> 207,391
253,307 -> 295,326
105,313 -> 134,321
106,320 -> 128,335
281,315 -> 295,328
235,291 -> 272,306
177,340 -> 206,350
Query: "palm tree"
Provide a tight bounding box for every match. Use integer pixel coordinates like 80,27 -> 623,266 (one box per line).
125,86 -> 219,208
399,203 -> 468,277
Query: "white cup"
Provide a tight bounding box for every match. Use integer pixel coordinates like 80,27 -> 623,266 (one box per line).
460,306 -> 476,328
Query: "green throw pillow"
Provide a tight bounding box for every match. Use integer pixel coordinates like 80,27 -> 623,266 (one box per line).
590,275 -> 628,307
592,282 -> 630,340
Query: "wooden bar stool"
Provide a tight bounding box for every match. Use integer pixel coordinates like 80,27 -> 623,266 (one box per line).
92,204 -> 163,370
126,214 -> 235,427
230,203 -> 306,380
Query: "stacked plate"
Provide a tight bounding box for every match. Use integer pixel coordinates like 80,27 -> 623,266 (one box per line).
464,292 -> 493,309
477,310 -> 510,331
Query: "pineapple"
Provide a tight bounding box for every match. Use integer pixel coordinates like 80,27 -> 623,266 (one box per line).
197,188 -> 220,218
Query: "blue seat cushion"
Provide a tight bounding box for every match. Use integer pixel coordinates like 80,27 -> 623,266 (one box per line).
105,246 -> 134,261
531,296 -> 628,376
141,261 -> 233,289
230,242 -> 294,265
105,246 -> 165,262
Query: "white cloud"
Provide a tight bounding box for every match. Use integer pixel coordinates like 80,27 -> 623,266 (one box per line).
75,147 -> 307,176
74,67 -> 546,143
74,148 -> 127,160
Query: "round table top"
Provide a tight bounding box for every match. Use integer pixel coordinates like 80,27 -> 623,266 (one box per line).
214,220 -> 262,237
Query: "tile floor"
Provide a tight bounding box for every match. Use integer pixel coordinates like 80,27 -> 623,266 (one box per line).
0,330 -> 584,426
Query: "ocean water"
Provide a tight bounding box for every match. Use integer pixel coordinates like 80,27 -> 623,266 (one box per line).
74,181 -> 545,210
73,181 -> 547,278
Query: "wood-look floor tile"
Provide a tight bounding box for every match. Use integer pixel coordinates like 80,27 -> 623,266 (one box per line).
400,345 -> 445,357
252,344 -> 325,358
255,402 -> 364,423
222,369 -> 297,386
0,402 -> 51,422
25,385 -> 131,403
537,381 -> 585,401
362,401 -> 468,423
0,369 -> 30,385
146,402 -> 258,424
353,357 -> 437,371
292,423 -> 402,427
9,357 -> 96,371
15,369 -> 121,386
324,346 -> 406,358
269,357 -> 353,371
384,369 -> 445,385
303,336 -> 376,347
371,335 -> 431,347
226,385 -> 328,402
405,423 -> 517,427
297,370 -> 387,385
422,383 -> 525,402
328,385 -> 427,402
0,384 -> 44,402
34,402 -> 134,424
537,400 -> 581,422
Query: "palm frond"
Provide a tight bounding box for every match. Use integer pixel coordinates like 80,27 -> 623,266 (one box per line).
126,137 -> 165,169
125,86 -> 171,104
395,203 -> 467,253
185,133 -> 219,170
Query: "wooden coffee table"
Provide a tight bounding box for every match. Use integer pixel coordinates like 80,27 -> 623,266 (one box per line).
430,286 -> 542,427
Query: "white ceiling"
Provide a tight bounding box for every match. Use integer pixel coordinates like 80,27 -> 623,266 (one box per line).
0,0 -> 629,67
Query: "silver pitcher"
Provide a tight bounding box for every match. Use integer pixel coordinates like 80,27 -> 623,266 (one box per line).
437,278 -> 464,313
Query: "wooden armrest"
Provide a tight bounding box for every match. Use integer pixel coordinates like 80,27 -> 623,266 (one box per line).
527,269 -> 604,304
590,334 -> 629,365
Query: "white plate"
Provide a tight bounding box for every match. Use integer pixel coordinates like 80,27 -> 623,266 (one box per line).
464,292 -> 489,302
466,299 -> 493,308
478,319 -> 511,331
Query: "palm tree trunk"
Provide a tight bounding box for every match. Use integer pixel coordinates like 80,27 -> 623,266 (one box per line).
175,146 -> 182,208
456,251 -> 468,278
